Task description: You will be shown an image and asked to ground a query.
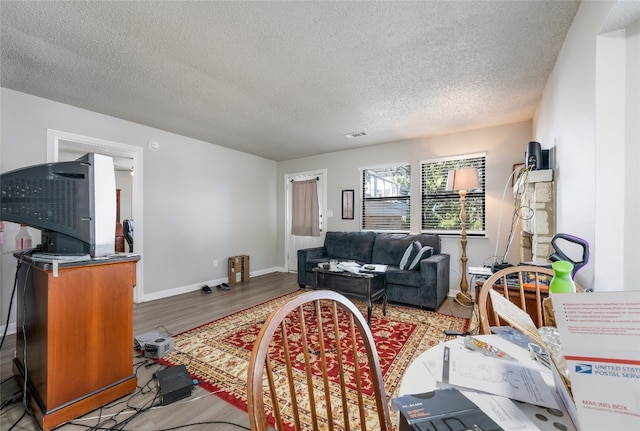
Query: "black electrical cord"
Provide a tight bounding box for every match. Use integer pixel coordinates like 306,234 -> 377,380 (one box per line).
6,409 -> 28,431
1,375 -> 16,385
67,367 -> 251,431
67,421 -> 251,431
1,254 -> 39,431
0,257 -> 23,350
155,325 -> 173,337
114,377 -> 162,430
153,422 -> 251,431
0,390 -> 22,410
19,261 -> 38,429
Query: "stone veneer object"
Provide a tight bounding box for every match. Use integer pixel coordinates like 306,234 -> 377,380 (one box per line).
514,169 -> 554,263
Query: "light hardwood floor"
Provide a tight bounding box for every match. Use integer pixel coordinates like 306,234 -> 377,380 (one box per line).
1,271 -> 474,431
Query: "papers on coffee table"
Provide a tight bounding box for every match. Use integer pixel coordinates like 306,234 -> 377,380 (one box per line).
360,264 -> 388,273
331,262 -> 388,274
336,261 -> 361,273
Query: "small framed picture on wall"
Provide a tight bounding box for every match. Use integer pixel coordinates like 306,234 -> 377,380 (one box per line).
342,189 -> 354,219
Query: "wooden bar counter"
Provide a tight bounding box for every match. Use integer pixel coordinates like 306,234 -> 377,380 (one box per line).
12,254 -> 140,431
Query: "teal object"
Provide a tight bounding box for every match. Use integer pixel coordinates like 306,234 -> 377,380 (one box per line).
549,260 -> 576,293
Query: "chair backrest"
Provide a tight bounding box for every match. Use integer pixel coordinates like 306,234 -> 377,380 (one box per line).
477,265 -> 583,335
246,290 -> 393,431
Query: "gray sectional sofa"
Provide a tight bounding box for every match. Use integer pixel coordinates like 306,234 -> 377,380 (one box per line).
297,231 -> 450,310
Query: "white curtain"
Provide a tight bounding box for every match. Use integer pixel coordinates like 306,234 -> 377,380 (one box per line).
291,179 -> 320,236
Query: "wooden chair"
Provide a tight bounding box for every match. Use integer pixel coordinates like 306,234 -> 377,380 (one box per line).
246,290 -> 393,431
477,265 -> 582,335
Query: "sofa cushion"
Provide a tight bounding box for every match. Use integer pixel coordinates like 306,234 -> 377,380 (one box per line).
385,266 -> 422,286
414,234 -> 441,254
371,233 -> 431,266
408,246 -> 433,270
324,231 -> 376,263
399,241 -> 422,270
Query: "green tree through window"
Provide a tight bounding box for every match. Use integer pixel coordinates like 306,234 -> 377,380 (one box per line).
421,155 -> 486,233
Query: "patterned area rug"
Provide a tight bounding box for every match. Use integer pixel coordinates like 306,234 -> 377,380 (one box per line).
160,290 -> 469,430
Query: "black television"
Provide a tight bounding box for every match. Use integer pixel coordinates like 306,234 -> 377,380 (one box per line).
0,153 -> 116,257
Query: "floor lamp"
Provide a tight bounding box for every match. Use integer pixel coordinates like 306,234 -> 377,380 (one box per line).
446,167 -> 480,307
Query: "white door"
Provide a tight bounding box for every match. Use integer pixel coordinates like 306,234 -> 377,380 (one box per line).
285,170 -> 327,273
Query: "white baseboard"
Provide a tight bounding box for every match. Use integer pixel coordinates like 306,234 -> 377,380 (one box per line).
139,266 -> 285,303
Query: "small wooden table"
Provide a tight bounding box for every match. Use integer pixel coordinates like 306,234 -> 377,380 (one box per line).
312,268 -> 387,324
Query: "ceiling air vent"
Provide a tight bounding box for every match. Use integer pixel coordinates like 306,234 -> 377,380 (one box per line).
344,131 -> 368,139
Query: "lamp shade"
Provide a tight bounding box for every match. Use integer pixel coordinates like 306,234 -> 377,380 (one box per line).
446,168 -> 480,192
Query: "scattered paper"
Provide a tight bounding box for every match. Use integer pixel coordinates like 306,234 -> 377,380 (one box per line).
360,264 -> 388,273
442,346 -> 559,408
337,261 -> 360,273
462,389 -> 542,431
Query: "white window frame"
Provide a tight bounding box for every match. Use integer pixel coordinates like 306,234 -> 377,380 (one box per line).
360,162 -> 411,232
420,153 -> 486,235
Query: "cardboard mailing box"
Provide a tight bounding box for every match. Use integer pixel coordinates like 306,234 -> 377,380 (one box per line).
228,255 -> 250,285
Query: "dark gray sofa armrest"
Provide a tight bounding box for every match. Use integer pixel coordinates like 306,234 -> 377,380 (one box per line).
419,253 -> 450,309
297,246 -> 327,287
298,246 -> 326,261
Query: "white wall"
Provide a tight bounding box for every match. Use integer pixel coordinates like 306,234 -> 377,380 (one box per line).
534,0 -> 639,291
625,19 -> 640,292
277,121 -> 531,295
1,88 -> 279,331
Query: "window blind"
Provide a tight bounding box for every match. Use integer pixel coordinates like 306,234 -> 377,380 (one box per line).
361,164 -> 411,231
421,155 -> 486,234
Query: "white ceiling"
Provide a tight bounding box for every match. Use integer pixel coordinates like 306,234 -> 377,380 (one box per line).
1,1 -> 582,162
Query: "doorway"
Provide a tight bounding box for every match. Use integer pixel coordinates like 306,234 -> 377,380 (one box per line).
46,129 -> 144,302
285,169 -> 327,273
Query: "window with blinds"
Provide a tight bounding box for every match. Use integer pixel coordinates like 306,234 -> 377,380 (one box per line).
421,154 -> 486,234
361,164 -> 411,231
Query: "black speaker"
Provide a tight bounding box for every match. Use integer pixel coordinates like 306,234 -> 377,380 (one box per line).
526,141 -> 542,170
541,149 -> 551,169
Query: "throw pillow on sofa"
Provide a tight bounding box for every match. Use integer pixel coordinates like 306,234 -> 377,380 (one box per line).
408,246 -> 434,270
399,241 -> 422,270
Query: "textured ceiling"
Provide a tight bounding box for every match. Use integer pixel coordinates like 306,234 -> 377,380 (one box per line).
1,1 -> 581,161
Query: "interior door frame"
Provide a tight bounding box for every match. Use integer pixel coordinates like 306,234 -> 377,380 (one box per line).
284,169 -> 327,272
46,129 -> 144,302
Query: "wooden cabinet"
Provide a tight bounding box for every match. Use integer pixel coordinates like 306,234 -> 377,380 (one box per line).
13,256 -> 139,431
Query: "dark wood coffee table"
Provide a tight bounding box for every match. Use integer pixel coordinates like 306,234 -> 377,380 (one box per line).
312,268 -> 386,324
